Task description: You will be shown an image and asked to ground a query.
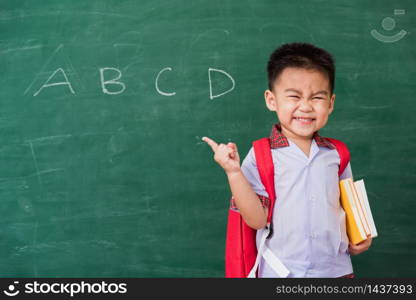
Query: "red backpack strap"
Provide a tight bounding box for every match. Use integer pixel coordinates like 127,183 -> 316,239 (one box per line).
252,138 -> 275,223
325,138 -> 350,176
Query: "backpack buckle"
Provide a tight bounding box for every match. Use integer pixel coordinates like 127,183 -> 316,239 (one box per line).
266,222 -> 274,239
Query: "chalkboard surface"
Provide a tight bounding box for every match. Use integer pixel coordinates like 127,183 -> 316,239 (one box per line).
1,0 -> 415,277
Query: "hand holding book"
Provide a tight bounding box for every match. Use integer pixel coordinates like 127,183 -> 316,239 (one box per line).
348,236 -> 372,255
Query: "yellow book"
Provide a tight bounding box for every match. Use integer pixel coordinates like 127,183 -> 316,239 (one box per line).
340,178 -> 377,245
339,178 -> 369,245
348,179 -> 371,236
355,179 -> 378,238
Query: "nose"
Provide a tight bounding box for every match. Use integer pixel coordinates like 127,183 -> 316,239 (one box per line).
298,98 -> 313,112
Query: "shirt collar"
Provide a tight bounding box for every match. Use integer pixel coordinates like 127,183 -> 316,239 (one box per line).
269,123 -> 335,149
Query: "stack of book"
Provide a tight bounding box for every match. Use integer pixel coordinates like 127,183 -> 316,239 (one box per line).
339,178 -> 378,245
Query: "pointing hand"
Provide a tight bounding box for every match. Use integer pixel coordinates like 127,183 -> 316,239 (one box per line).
202,136 -> 241,175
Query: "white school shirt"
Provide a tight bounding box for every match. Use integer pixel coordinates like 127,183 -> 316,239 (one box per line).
241,126 -> 354,278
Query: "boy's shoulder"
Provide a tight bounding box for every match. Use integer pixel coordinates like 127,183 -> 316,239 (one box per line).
246,131 -> 350,175
322,137 -> 349,149
250,135 -> 348,151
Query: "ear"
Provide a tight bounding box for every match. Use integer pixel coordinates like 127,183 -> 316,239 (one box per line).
264,89 -> 277,111
328,93 -> 336,115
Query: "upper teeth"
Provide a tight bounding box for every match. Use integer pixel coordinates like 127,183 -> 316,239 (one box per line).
297,117 -> 312,120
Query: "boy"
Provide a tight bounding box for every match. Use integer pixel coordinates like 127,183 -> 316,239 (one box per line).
202,42 -> 372,278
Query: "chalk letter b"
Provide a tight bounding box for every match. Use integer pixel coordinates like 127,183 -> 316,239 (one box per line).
100,67 -> 126,95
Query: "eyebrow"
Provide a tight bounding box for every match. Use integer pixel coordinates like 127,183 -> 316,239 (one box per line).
284,89 -> 329,96
284,88 -> 301,94
312,90 -> 329,96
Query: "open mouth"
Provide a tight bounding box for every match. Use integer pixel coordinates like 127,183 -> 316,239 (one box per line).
293,117 -> 315,124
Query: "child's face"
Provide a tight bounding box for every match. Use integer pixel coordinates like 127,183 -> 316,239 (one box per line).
264,67 -> 335,141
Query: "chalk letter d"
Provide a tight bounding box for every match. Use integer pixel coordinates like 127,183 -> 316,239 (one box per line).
208,68 -> 235,100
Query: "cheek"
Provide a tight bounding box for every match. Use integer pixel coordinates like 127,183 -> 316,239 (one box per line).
277,101 -> 297,113
277,104 -> 297,120
315,105 -> 330,118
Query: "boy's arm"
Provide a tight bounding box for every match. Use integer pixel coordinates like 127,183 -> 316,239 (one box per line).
202,137 -> 268,230
227,170 -> 268,229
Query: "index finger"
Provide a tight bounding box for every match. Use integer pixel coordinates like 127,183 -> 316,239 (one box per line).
202,136 -> 218,152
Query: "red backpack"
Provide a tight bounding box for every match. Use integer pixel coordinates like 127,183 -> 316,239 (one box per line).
225,137 -> 350,278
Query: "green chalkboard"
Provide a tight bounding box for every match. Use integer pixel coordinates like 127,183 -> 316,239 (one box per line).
1,0 -> 415,277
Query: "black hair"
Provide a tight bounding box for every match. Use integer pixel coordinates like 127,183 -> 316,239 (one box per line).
267,42 -> 335,94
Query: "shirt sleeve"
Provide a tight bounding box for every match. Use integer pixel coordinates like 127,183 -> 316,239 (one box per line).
339,161 -> 353,180
236,146 -> 270,208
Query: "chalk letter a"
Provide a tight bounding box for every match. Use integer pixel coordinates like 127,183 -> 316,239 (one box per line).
33,68 -> 75,96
